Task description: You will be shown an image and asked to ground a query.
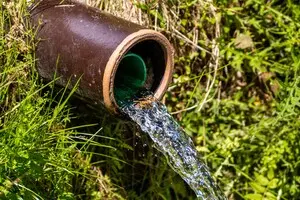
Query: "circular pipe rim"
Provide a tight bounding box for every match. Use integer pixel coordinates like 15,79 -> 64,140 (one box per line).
103,29 -> 174,113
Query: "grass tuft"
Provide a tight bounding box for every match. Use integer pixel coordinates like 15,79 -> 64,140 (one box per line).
1,0 -> 300,199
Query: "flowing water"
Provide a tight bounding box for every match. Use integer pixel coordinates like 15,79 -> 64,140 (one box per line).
119,91 -> 225,200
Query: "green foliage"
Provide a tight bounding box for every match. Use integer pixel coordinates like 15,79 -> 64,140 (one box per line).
1,0 -> 300,199
0,1 -> 124,199
164,0 -> 300,199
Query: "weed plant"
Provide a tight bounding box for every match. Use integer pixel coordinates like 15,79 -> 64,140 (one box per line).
0,0 -> 299,199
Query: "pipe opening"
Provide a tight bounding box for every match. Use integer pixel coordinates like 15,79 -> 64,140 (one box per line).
114,53 -> 147,102
113,39 -> 166,106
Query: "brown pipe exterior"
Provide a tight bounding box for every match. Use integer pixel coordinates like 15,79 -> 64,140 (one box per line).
30,0 -> 174,113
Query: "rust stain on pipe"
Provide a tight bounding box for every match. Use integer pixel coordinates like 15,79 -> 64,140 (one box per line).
30,0 -> 174,113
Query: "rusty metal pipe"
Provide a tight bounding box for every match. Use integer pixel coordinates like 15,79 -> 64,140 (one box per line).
30,0 -> 174,113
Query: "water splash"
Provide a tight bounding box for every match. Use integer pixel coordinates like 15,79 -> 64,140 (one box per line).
119,91 -> 225,199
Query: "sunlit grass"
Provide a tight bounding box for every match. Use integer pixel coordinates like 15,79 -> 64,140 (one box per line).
0,1 -> 126,199
1,0 -> 300,199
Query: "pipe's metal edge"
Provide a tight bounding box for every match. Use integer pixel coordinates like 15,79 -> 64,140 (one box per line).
103,29 -> 174,114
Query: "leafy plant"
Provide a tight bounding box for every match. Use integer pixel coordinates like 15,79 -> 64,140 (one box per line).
1,0 -> 299,199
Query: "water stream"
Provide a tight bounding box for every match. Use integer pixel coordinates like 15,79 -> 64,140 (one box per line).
119,91 -> 225,200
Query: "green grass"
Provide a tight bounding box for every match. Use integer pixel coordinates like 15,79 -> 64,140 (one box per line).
163,0 -> 300,199
1,0 -> 300,199
0,1 -> 126,199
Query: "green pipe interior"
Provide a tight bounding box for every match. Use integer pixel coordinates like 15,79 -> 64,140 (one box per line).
114,53 -> 147,104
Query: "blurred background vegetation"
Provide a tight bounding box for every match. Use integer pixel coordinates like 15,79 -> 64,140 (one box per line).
0,0 -> 299,199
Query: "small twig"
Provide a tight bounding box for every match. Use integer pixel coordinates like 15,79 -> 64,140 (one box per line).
197,2 -> 220,112
197,40 -> 219,112
171,27 -> 212,55
154,3 -> 158,31
171,104 -> 198,115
